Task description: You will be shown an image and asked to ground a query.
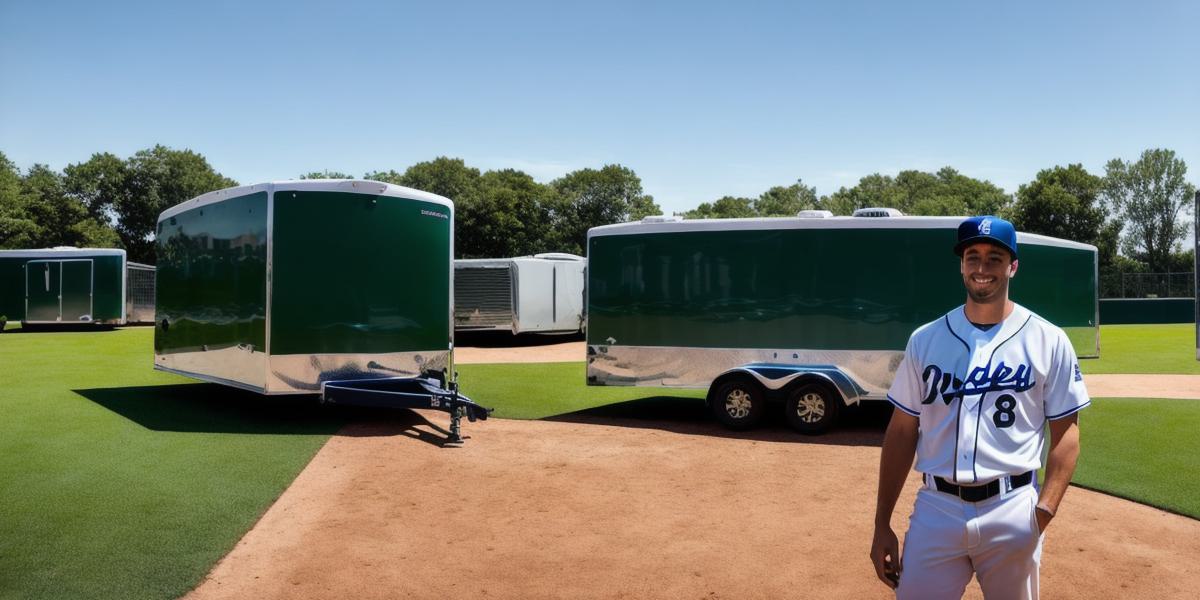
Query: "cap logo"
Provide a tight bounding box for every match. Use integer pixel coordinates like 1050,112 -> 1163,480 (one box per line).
979,219 -> 992,235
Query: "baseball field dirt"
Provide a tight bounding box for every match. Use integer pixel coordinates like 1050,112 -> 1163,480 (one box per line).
182,338 -> 1199,599
185,405 -> 1200,600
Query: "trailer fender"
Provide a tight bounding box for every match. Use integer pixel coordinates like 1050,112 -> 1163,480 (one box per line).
712,363 -> 867,406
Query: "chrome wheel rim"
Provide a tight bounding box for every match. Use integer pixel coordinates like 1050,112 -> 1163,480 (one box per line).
795,392 -> 826,423
725,388 -> 753,419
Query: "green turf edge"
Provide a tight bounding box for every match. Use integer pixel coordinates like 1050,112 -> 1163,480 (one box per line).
1067,396 -> 1200,519
0,327 -> 345,600
173,437 -> 335,597
1079,323 -> 1200,374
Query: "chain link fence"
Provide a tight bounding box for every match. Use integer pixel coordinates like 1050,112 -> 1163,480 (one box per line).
126,263 -> 156,323
1107,271 -> 1196,299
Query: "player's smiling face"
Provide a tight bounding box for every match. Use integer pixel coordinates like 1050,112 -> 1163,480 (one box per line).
960,242 -> 1017,304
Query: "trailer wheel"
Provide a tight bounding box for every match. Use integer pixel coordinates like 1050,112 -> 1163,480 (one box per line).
784,382 -> 840,435
709,377 -> 767,430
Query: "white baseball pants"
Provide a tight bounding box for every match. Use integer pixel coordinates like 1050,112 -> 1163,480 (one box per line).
897,480 -> 1043,600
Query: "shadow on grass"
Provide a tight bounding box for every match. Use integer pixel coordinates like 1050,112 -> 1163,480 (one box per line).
74,383 -> 464,446
545,395 -> 895,447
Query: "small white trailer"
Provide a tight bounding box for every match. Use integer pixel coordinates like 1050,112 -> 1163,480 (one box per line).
454,253 -> 585,334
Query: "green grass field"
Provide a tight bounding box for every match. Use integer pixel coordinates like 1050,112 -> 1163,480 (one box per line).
0,323 -> 1197,599
456,362 -> 704,420
0,327 -> 344,600
1080,323 -> 1200,374
1072,398 -> 1200,518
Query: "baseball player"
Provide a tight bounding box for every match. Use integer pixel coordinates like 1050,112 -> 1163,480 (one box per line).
869,215 -> 1089,599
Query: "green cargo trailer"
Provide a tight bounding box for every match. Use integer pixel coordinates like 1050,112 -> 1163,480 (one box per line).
585,213 -> 1099,433
0,248 -> 128,326
153,180 -> 488,442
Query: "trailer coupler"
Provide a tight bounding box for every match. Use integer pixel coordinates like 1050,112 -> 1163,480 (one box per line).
319,375 -> 492,446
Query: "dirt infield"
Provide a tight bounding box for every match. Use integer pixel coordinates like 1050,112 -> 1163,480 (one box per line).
186,408 -> 1200,600
184,340 -> 1198,598
1082,374 -> 1200,399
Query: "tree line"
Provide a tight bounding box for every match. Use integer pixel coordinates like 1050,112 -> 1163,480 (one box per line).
1,146 -> 1194,297
0,148 -> 659,263
683,151 -> 1195,297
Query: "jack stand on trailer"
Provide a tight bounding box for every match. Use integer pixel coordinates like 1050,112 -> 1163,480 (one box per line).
319,372 -> 492,446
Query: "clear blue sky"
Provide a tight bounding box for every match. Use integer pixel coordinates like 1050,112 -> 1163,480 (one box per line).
2,0 -> 1197,217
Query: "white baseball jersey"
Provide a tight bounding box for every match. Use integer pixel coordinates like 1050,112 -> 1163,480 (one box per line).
888,303 -> 1091,483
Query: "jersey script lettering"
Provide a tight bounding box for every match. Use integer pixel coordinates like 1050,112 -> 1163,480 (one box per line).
920,362 -> 1035,405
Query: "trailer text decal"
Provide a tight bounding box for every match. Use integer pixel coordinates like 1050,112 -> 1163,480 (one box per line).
421,209 -> 449,220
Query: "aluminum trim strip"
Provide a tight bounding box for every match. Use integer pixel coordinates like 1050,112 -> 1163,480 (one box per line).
159,180 -> 453,221
0,248 -> 126,258
587,345 -> 904,396
153,364 -> 268,394
587,219 -> 1097,252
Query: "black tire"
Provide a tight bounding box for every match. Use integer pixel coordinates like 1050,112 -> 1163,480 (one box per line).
784,382 -> 841,435
709,377 -> 767,430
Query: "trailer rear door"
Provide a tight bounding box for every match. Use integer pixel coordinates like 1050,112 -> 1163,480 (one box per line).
60,259 -> 94,322
25,260 -> 61,322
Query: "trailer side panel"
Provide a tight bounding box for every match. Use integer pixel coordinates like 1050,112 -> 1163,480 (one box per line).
154,191 -> 269,389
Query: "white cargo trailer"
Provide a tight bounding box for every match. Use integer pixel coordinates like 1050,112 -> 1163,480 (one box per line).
454,253 -> 585,334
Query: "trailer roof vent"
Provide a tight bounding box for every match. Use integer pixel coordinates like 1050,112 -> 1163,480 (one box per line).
641,215 -> 684,223
532,252 -> 584,261
796,210 -> 834,218
852,207 -> 905,218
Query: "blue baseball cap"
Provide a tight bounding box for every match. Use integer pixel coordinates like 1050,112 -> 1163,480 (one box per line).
955,215 -> 1017,260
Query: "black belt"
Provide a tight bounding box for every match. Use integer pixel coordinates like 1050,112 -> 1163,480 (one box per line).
933,471 -> 1034,502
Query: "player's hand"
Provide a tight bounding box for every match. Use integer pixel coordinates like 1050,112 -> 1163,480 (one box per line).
870,525 -> 902,589
1035,505 -> 1053,534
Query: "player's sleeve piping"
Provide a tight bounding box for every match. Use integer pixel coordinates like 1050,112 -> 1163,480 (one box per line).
887,395 -> 920,417
1046,401 -> 1091,420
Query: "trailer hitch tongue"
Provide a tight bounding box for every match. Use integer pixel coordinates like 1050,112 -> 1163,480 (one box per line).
319,376 -> 492,446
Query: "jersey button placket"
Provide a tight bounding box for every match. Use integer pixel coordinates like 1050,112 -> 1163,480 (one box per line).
957,341 -> 985,483
958,396 -> 977,483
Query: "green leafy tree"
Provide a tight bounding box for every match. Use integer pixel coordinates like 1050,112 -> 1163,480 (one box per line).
822,173 -> 906,215
1,157 -> 120,249
0,152 -> 41,248
551,165 -> 660,254
1011,164 -> 1112,265
754,180 -> 819,216
20,164 -> 118,247
123,146 -> 238,263
65,146 -> 237,263
1102,148 -> 1196,273
18,164 -> 81,241
63,152 -> 129,222
67,218 -> 121,248
362,169 -> 405,185
458,169 -> 554,258
821,168 -> 1011,216
683,196 -> 756,219
299,170 -> 354,179
391,157 -> 482,202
